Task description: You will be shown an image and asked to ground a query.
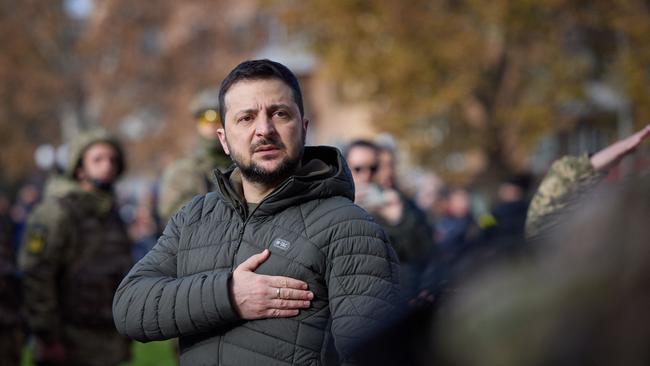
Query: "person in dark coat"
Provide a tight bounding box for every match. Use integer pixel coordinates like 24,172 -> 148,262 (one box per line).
479,174 -> 532,255
345,140 -> 434,297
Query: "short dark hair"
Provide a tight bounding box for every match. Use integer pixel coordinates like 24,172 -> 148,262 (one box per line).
344,139 -> 379,159
218,59 -> 304,124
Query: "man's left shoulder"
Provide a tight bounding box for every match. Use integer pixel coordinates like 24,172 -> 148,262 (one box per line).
301,196 -> 375,223
299,197 -> 388,248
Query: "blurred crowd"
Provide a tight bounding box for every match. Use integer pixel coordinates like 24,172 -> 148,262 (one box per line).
1,85 -> 649,366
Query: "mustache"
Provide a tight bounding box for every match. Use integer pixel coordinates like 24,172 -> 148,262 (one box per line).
250,138 -> 285,153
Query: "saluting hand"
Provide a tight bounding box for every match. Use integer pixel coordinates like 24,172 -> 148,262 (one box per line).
229,249 -> 313,320
590,124 -> 650,171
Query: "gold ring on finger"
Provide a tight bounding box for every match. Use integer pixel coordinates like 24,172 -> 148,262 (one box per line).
276,287 -> 281,299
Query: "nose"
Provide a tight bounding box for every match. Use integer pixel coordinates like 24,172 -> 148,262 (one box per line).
254,115 -> 277,137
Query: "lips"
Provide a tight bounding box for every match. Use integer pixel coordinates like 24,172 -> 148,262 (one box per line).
254,145 -> 280,153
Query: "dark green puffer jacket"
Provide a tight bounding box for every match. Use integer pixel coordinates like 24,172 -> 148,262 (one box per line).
113,146 -> 401,366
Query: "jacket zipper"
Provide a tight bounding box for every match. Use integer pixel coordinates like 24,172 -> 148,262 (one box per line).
214,173 -> 295,366
229,177 -> 295,269
220,179 -> 296,364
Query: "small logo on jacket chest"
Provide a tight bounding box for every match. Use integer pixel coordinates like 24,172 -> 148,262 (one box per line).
272,238 -> 291,251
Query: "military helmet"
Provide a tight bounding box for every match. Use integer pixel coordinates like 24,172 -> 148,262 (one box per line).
65,128 -> 126,179
190,88 -> 221,125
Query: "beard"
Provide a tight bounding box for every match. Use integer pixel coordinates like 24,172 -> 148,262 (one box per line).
229,137 -> 304,186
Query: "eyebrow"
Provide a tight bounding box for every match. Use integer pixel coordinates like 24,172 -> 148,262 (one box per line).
234,104 -> 294,118
267,104 -> 293,112
234,108 -> 258,117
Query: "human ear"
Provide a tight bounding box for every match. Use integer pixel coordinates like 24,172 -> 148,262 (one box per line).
302,118 -> 309,140
217,128 -> 230,155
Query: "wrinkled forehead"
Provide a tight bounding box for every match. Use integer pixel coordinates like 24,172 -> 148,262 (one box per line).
224,79 -> 297,118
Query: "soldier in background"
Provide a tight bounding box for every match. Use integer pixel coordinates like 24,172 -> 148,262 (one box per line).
438,131 -> 650,366
157,89 -> 231,223
0,193 -> 23,365
526,124 -> 650,241
19,129 -> 133,366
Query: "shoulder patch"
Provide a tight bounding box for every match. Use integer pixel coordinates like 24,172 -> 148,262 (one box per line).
25,226 -> 47,254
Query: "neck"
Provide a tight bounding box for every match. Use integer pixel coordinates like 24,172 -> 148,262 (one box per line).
241,179 -> 278,204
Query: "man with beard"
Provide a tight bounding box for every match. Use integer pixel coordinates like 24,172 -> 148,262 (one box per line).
20,129 -> 133,366
345,140 -> 435,297
113,59 -> 400,366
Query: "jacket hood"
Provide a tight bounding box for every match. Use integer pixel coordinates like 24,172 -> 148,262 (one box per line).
65,129 -> 126,179
214,145 -> 354,217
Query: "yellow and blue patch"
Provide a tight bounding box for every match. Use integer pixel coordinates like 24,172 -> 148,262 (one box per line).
25,226 -> 47,254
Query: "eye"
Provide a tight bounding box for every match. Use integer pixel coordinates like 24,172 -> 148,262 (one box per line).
274,110 -> 290,119
238,114 -> 253,123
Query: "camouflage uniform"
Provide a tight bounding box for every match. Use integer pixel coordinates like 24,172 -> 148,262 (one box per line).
0,210 -> 23,365
19,130 -> 133,366
439,174 -> 650,366
525,154 -> 604,240
158,89 -> 231,223
42,174 -> 78,200
158,137 -> 230,222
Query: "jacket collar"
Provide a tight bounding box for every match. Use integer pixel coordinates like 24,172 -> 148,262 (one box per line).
213,146 -> 354,218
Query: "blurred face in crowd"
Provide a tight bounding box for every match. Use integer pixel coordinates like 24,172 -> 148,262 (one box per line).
218,78 -> 308,186
347,145 -> 379,188
18,184 -> 40,205
376,149 -> 396,189
448,189 -> 471,218
76,142 -> 121,186
498,182 -> 523,203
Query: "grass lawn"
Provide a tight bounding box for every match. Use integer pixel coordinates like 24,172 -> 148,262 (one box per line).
22,340 -> 178,366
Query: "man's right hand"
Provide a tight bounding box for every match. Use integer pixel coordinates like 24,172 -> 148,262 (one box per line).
229,249 -> 313,320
